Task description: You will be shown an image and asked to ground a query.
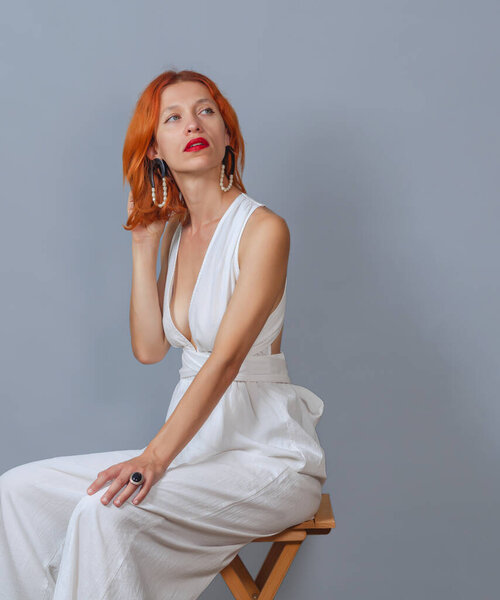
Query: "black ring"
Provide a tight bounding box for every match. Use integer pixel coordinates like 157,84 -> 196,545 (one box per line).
129,471 -> 144,486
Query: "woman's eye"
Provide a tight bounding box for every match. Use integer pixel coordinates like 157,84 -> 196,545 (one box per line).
165,107 -> 214,123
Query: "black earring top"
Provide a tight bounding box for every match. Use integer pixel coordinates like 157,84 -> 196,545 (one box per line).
223,146 -> 236,176
149,158 -> 169,189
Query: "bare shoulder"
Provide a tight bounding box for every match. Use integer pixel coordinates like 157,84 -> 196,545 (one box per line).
238,204 -> 290,267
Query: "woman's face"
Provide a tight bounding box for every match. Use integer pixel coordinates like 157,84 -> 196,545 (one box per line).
152,80 -> 230,176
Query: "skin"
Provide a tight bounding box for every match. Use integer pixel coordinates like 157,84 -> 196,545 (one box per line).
87,80 -> 289,508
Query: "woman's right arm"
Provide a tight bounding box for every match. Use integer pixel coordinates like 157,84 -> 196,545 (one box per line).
129,193 -> 178,364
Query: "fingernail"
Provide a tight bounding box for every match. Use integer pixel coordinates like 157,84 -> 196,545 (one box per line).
87,488 -> 93,494
114,500 -> 120,506
133,499 -> 138,504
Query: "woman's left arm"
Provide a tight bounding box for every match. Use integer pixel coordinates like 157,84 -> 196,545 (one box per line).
145,208 -> 290,465
88,209 -> 289,507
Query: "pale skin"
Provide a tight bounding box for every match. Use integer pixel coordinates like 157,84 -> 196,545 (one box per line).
87,80 -> 289,507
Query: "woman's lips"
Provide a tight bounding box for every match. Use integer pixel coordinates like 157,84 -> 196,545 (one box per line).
184,143 -> 209,152
184,138 -> 210,152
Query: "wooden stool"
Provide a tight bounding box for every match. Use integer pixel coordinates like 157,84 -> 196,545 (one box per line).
220,493 -> 335,600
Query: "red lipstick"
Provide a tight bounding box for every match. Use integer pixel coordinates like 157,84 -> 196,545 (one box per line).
184,137 -> 209,152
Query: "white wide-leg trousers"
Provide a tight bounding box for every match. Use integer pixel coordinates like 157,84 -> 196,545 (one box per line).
0,446 -> 322,599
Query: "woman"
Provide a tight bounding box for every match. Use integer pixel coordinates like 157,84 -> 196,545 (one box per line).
0,69 -> 327,599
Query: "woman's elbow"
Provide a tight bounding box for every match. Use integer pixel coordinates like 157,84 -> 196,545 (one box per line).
133,337 -> 170,364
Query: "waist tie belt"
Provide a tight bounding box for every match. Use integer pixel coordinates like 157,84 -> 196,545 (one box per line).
179,346 -> 291,383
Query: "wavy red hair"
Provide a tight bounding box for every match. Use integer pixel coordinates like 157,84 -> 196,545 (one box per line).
122,69 -> 246,231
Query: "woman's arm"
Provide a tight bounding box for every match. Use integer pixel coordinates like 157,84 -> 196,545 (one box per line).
130,218 -> 178,363
143,208 -> 290,468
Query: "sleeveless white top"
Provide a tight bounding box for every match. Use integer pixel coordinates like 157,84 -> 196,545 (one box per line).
162,192 -> 327,485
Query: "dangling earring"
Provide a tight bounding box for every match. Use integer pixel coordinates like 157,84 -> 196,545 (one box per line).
149,158 -> 169,208
220,145 -> 235,192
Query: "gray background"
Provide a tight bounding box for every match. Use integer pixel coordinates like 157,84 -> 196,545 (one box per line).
1,1 -> 499,598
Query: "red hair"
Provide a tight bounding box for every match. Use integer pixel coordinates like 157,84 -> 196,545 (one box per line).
122,69 -> 246,231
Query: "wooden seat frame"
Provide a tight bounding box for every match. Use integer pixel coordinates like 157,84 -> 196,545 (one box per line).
220,493 -> 335,600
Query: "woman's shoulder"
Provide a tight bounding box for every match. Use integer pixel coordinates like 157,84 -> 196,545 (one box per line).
238,194 -> 290,261
241,193 -> 289,233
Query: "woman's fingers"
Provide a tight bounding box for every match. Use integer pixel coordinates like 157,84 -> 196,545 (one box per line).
127,191 -> 134,218
100,472 -> 129,505
130,480 -> 152,505
113,482 -> 136,506
114,479 -> 149,506
87,456 -> 164,507
87,465 -> 121,495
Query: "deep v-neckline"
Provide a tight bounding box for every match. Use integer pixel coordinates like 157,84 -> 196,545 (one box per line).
167,193 -> 244,351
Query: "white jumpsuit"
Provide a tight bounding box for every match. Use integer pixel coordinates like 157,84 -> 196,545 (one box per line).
0,192 -> 327,600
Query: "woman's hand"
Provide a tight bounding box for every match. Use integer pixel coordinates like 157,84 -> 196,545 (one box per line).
87,451 -> 168,507
128,190 -> 167,244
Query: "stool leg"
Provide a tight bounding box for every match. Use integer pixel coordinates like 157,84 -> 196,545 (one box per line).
220,555 -> 260,599
255,541 -> 303,600
220,536 -> 306,600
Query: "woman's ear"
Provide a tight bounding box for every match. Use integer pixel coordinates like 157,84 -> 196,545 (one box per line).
146,144 -> 158,161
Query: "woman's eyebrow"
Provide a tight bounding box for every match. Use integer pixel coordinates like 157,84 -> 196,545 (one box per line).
161,98 -> 215,116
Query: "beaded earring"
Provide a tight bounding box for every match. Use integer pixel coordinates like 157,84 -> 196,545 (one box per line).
149,158 -> 169,208
220,145 -> 235,192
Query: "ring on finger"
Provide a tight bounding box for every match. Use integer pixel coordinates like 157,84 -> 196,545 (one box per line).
129,471 -> 144,486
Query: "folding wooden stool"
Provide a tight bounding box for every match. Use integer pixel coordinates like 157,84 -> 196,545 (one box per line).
220,492 -> 335,600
